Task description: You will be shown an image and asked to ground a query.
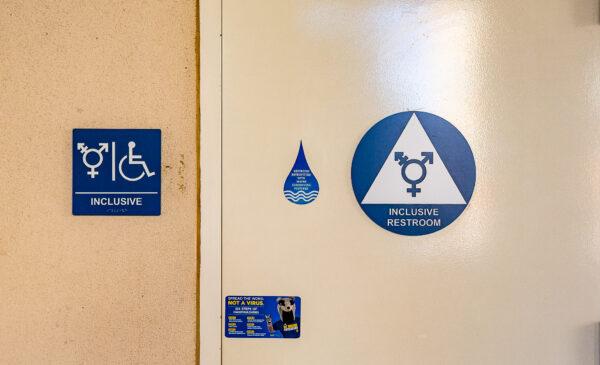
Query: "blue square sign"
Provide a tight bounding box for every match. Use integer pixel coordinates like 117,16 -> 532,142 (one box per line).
72,129 -> 161,216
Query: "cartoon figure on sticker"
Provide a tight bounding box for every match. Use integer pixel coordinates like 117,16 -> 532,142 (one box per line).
269,297 -> 300,338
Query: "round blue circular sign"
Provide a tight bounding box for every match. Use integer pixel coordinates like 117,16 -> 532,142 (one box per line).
351,112 -> 476,236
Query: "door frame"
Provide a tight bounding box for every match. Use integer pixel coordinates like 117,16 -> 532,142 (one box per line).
199,0 -> 223,363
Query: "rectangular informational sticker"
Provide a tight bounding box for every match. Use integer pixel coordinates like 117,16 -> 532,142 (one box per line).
72,129 -> 161,216
225,296 -> 301,339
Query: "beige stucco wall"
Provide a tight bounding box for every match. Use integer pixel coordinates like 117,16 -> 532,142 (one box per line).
0,1 -> 197,364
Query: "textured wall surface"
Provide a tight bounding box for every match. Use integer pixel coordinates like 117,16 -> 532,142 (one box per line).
0,1 -> 197,364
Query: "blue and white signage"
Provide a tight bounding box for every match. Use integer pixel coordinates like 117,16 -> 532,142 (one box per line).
283,142 -> 319,205
72,129 -> 161,216
351,112 -> 475,236
225,296 -> 301,339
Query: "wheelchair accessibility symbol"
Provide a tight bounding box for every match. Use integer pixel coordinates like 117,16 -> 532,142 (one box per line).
77,141 -> 156,182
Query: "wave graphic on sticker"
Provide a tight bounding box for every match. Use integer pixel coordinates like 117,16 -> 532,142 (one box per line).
283,141 -> 319,205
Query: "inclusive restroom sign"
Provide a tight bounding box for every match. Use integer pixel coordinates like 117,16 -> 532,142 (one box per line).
72,129 -> 161,215
351,112 -> 475,236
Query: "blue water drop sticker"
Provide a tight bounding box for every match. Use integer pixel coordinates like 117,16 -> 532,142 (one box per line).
284,142 -> 319,205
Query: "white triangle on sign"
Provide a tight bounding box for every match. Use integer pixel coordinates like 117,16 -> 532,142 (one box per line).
362,113 -> 466,205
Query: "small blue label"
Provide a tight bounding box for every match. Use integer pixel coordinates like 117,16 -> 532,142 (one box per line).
284,142 -> 319,205
225,296 -> 301,339
351,112 -> 476,236
72,129 -> 161,216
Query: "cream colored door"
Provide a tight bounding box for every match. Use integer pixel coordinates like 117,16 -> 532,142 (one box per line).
209,1 -> 600,364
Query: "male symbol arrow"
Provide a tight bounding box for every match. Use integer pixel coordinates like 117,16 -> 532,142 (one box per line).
421,152 -> 434,164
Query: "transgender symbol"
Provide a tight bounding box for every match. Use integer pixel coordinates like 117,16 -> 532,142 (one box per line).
394,151 -> 434,197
